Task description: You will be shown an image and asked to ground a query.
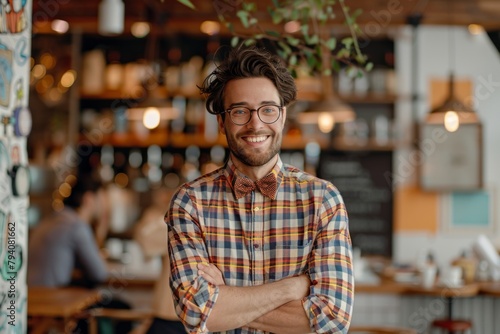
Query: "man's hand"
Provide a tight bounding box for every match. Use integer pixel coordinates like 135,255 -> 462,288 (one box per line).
197,263 -> 226,286
292,274 -> 311,301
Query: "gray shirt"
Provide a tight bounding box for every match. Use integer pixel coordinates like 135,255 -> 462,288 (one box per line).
28,208 -> 109,287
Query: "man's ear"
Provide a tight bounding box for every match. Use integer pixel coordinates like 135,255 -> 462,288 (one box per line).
217,114 -> 226,135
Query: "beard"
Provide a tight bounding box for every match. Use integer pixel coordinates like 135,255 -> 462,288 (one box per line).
226,130 -> 282,167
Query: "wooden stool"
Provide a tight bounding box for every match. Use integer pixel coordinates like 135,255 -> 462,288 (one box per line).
431,319 -> 472,333
349,326 -> 416,334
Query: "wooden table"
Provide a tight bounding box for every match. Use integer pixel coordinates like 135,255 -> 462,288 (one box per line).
480,282 -> 500,297
28,287 -> 102,334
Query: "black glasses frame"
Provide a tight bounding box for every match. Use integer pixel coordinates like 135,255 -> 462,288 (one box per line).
224,104 -> 283,126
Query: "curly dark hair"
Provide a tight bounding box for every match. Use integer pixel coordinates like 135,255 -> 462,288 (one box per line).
199,46 -> 297,116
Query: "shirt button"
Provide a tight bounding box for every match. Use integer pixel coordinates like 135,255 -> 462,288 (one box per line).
254,207 -> 260,212
254,243 -> 260,249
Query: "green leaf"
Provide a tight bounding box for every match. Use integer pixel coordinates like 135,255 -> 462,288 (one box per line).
325,37 -> 336,50
278,41 -> 292,55
364,62 -> 374,72
243,3 -> 256,11
346,65 -> 358,78
277,49 -> 287,60
266,30 -> 281,38
351,8 -> 363,19
244,38 -> 256,46
304,50 -> 315,68
226,22 -> 234,33
318,11 -> 328,24
336,48 -> 350,58
237,10 -> 249,28
249,17 -> 258,26
355,54 -> 367,64
306,34 -> 319,45
231,36 -> 240,47
300,24 -> 309,37
176,0 -> 195,10
331,58 -> 341,72
271,12 -> 283,24
342,37 -> 353,48
323,68 -> 332,76
289,54 -> 298,66
286,36 -> 300,47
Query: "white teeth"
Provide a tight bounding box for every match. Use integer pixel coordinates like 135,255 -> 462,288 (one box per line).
246,136 -> 267,143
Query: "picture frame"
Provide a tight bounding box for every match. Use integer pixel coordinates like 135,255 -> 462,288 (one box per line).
440,188 -> 496,234
419,123 -> 483,191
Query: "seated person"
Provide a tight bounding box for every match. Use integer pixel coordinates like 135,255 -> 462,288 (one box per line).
28,176 -> 109,287
28,176 -> 134,333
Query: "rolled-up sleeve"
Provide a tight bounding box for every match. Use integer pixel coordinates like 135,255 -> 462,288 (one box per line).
166,186 -> 219,333
302,184 -> 354,333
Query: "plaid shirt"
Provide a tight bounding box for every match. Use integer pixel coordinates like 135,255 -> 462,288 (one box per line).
166,157 -> 353,334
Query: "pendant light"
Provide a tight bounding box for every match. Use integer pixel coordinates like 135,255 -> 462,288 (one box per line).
298,75 -> 356,133
424,3 -> 480,132
297,31 -> 355,134
426,72 -> 480,132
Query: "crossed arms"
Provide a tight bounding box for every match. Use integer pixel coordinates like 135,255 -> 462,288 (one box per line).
198,262 -> 311,333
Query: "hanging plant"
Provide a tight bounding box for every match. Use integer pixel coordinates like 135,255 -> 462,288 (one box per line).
215,0 -> 372,78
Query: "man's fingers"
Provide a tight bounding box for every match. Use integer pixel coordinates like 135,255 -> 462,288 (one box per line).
197,263 -> 225,285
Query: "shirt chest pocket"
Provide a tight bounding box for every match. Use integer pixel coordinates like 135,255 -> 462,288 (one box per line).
266,237 -> 313,277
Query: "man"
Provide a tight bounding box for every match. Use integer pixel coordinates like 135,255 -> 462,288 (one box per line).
28,176 -> 109,288
166,47 -> 353,334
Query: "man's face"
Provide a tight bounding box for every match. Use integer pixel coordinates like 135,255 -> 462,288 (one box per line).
218,77 -> 286,168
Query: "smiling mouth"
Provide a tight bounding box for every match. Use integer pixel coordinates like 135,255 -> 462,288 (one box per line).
243,135 -> 268,143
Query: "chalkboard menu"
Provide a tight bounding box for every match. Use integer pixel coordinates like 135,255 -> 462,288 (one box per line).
318,151 -> 393,257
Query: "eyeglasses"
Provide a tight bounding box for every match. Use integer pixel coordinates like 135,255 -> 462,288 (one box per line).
225,104 -> 283,126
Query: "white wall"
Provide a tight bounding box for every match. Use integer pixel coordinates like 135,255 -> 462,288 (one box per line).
393,25 -> 500,267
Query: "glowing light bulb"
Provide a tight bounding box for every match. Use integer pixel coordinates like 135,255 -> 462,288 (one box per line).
200,21 -> 220,35
51,19 -> 69,33
444,111 -> 460,132
131,22 -> 150,38
143,107 -> 160,129
318,112 -> 335,133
